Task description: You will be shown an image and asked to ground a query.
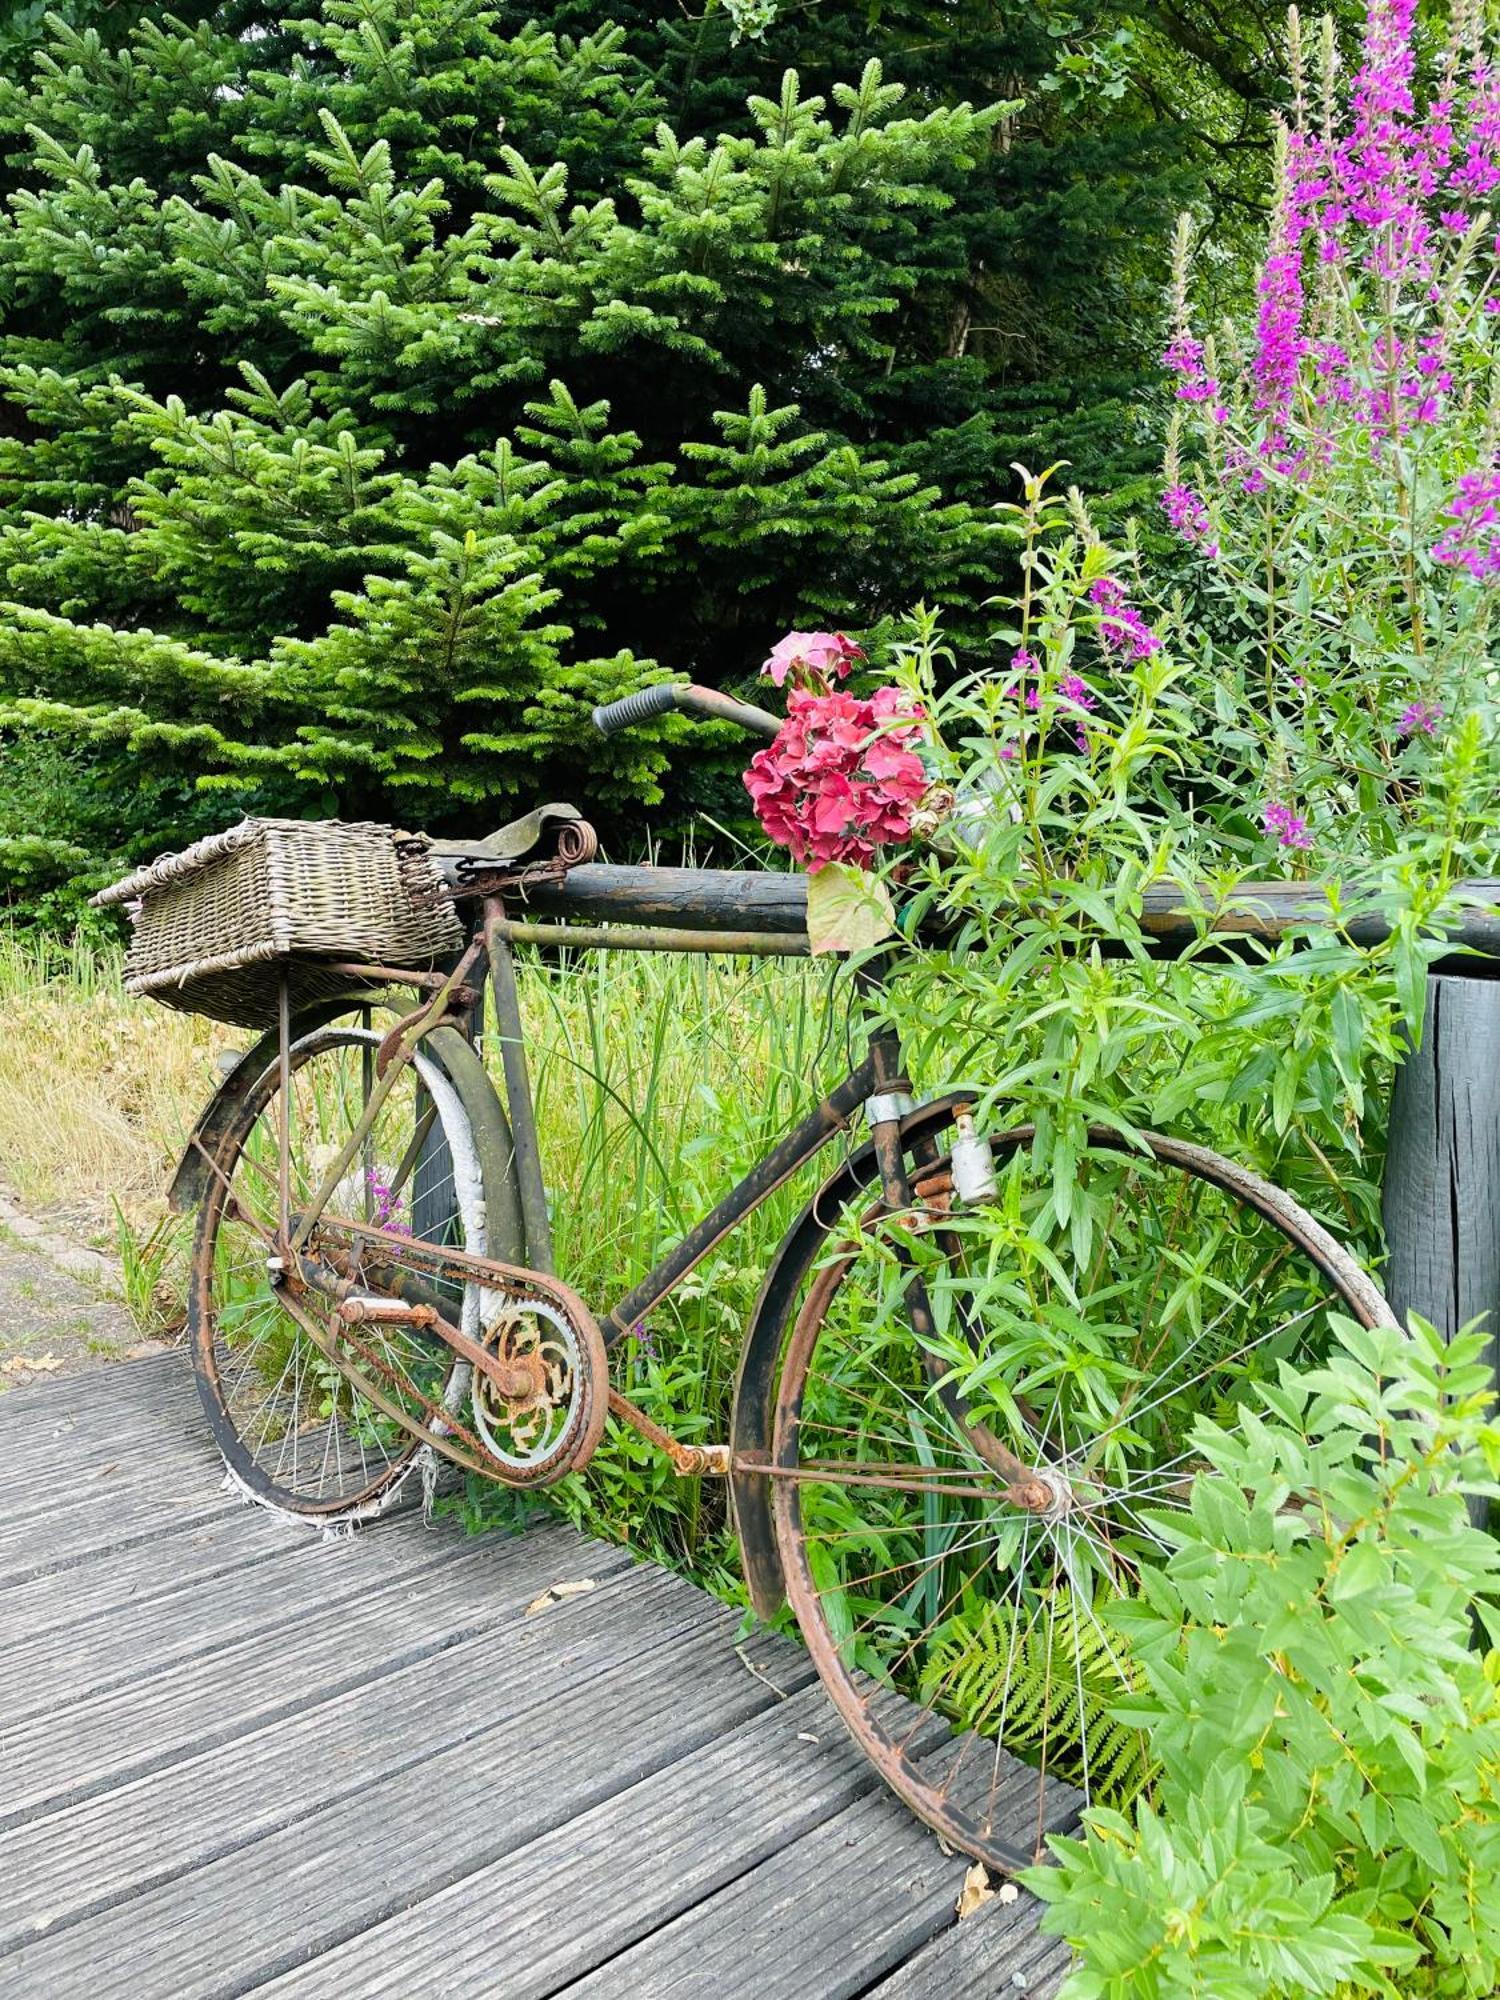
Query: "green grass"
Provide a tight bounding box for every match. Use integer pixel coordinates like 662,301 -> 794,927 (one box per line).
492,948 -> 846,1586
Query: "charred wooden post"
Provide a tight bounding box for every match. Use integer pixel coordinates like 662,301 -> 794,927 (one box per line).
516,864 -> 810,934
1383,971 -> 1500,1439
507,866 -> 1500,957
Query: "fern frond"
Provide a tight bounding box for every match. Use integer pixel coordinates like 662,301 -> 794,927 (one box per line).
920,1589 -> 1159,1806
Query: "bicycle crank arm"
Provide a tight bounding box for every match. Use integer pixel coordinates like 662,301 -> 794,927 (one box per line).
291,1249 -> 545,1404
306,1214 -> 604,1356
274,1283 -> 516,1482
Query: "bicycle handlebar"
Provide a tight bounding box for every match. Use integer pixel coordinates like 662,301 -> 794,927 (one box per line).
592,681 -> 781,742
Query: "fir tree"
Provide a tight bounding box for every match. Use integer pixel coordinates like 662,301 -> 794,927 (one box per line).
0,0 -> 1282,907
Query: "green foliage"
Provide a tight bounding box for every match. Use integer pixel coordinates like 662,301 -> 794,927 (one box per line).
1027,1315 -> 1500,1999
880,452 -> 1498,1286
481,943 -> 840,1581
0,0 -> 1287,895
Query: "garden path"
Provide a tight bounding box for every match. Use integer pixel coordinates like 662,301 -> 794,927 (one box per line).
0,1215 -> 146,1386
0,1351 -> 1075,1999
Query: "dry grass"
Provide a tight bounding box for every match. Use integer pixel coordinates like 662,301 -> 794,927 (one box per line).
0,934 -> 232,1243
0,931 -> 835,1264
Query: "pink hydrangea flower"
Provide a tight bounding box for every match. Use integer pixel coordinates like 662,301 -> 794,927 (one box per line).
761,631 -> 865,688
744,687 -> 927,871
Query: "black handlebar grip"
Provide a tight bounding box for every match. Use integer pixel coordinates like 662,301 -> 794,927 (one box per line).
592,683 -> 681,736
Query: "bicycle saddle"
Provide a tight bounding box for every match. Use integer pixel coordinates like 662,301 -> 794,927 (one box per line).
433,802 -> 588,866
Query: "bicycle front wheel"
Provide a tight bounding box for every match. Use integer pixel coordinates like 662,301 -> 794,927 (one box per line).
770,1123 -> 1394,1874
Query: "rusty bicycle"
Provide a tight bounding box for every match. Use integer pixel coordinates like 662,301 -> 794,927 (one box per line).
141,681 -> 1396,1875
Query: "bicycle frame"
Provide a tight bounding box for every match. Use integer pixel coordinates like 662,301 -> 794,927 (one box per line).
165,872 -> 934,1515
471,895 -> 912,1332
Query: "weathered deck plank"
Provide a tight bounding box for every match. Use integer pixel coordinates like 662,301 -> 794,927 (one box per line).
557,1790 -> 975,1998
251,1686 -> 878,2000
0,1353 -> 1075,1998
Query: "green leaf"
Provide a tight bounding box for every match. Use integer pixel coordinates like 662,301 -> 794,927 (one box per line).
804,862 -> 897,955
1328,1537 -> 1385,1600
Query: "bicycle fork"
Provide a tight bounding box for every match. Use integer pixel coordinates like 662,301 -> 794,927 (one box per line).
863,1029 -> 1074,1523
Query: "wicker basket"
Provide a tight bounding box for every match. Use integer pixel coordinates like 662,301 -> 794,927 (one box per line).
93,818 -> 465,1029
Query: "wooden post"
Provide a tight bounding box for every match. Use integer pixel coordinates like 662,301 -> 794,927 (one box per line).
1383,971 -> 1500,1521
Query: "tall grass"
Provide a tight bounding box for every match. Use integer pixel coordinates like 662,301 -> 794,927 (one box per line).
510,950 -> 848,1583
0,932 -> 227,1238
0,929 -> 847,1584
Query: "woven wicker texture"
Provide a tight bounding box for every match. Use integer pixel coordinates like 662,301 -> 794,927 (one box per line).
93,818 -> 464,1028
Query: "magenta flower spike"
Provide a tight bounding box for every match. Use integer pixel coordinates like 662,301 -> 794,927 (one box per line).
1263,800 -> 1313,850
1089,577 -> 1162,658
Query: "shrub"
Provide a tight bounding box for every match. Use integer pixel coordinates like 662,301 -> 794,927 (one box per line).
1027,1315 -> 1500,1999
1156,0 -> 1500,875
0,0 -> 1286,887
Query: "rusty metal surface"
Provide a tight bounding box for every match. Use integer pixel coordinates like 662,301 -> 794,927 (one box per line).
242,1220 -> 608,1489
606,1388 -> 730,1477
670,682 -> 783,739
496,921 -> 809,957
728,1095 -> 972,1620
290,938 -> 489,1253
483,901 -> 555,1271
187,1006 -> 608,1500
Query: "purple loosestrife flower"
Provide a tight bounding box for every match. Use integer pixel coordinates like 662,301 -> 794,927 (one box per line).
630,1320 -> 657,1358
1433,467 -> 1500,580
1003,646 -> 1042,710
1162,333 -> 1225,420
1059,673 -> 1097,752
365,1171 -> 412,1237
1089,578 -> 1162,659
1161,483 -> 1219,557
1253,123 -> 1326,454
1452,61 -> 1500,198
1336,0 -> 1431,280
1263,801 -> 1313,851
1397,699 -> 1443,738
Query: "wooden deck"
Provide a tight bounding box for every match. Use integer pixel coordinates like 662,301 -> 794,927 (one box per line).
0,1353 -> 1074,1998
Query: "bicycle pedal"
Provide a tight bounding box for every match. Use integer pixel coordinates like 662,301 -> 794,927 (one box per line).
337,1296 -> 439,1328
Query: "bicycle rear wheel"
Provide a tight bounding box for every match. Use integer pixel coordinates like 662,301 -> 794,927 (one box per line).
189,1019 -> 510,1518
770,1122 -> 1394,1873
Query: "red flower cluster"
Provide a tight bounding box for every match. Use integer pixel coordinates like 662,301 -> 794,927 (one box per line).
744,686 -> 927,871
